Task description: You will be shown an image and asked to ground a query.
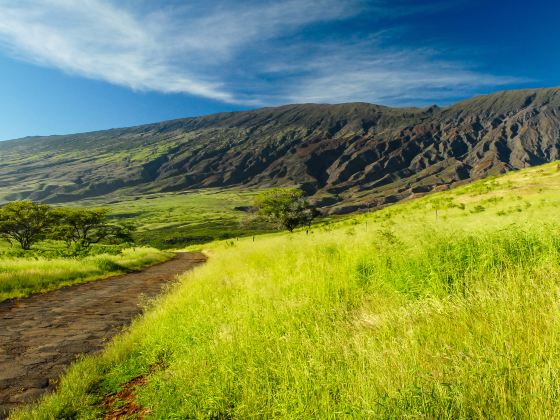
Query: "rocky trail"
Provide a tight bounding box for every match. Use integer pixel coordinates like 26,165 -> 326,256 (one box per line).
0,252 -> 206,418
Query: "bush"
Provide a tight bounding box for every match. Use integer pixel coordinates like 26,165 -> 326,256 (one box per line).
94,258 -> 127,273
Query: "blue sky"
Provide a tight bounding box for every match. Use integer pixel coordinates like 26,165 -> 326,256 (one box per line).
0,0 -> 558,140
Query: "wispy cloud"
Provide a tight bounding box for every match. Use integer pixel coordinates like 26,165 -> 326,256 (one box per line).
0,0 -> 239,102
270,43 -> 525,105
0,0 -> 522,106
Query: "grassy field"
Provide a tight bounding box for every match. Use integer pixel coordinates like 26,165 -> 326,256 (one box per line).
0,247 -> 173,302
73,188 -> 274,248
0,188 -> 269,300
11,162 -> 560,418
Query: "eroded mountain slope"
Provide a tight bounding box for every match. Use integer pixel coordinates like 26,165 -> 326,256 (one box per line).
1,87 -> 559,213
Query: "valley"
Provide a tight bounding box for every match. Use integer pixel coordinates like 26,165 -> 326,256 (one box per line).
77,189 -> 273,248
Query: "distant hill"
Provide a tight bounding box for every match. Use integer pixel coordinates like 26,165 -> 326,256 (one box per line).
1,87 -> 559,213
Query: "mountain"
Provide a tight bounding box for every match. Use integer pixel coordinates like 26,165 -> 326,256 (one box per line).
1,87 -> 560,213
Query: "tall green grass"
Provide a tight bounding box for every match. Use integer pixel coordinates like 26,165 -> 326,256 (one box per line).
11,162 -> 560,419
0,247 -> 173,301
14,228 -> 560,418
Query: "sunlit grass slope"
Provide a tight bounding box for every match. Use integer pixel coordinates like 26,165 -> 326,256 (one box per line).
13,162 -> 560,418
0,247 -> 173,302
78,188 -> 272,248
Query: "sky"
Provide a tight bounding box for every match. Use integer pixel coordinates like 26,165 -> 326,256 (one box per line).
0,0 -> 558,140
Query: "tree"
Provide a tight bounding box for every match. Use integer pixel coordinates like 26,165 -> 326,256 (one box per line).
0,200 -> 52,250
50,208 -> 134,249
254,188 -> 319,232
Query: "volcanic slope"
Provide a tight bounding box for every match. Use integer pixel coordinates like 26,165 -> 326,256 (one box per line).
1,87 -> 559,213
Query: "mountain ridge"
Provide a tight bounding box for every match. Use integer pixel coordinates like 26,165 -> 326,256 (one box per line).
1,87 -> 560,213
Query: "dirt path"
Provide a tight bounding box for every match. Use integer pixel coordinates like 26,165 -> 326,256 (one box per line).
0,252 -> 206,418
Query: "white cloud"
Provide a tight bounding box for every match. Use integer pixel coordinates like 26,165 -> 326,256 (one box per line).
0,0 -> 522,106
0,0 -> 238,102
273,44 -> 525,105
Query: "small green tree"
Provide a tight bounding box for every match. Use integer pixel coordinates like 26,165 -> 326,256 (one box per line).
50,208 -> 134,250
0,200 -> 52,250
254,188 -> 318,232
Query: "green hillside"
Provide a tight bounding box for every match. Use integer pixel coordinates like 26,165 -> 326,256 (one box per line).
12,162 -> 560,419
79,188 -> 273,248
2,87 -> 560,216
